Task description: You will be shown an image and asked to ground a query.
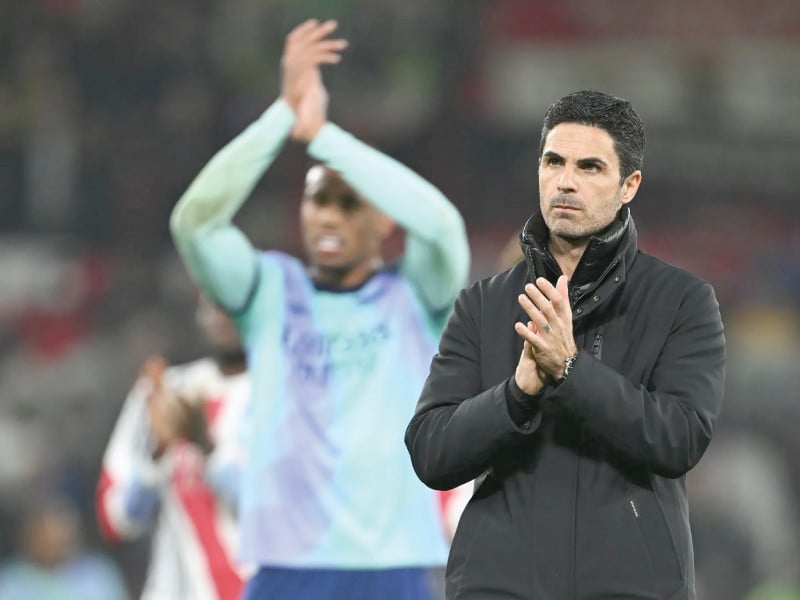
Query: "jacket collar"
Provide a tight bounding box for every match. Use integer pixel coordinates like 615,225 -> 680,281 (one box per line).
519,206 -> 638,321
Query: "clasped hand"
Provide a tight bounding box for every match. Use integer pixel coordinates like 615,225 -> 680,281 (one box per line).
513,275 -> 578,394
280,19 -> 348,142
142,356 -> 213,459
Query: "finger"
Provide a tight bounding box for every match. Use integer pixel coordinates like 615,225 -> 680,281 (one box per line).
534,277 -> 563,304
556,274 -> 569,300
519,338 -> 537,363
311,39 -> 348,53
525,281 -> 549,307
536,275 -> 569,314
305,19 -> 339,43
514,320 -> 542,348
285,45 -> 346,70
524,283 -> 558,324
307,50 -> 344,65
287,19 -> 321,46
518,292 -> 549,334
526,279 -> 570,322
316,54 -> 342,65
141,355 -> 167,389
292,19 -> 339,51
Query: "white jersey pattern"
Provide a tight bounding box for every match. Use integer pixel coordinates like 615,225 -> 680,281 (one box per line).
97,358 -> 250,600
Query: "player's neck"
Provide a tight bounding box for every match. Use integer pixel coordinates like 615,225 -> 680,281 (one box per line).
309,257 -> 384,289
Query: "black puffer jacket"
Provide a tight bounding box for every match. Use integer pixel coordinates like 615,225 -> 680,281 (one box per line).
405,208 -> 726,599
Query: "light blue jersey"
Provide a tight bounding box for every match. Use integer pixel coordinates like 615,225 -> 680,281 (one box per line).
170,98 -> 470,571
237,252 -> 448,566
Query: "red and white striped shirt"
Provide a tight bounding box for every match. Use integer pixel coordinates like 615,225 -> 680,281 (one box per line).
97,359 -> 250,600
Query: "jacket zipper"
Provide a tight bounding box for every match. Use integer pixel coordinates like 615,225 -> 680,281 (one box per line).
571,330 -> 602,598
591,330 -> 604,360
571,330 -> 588,600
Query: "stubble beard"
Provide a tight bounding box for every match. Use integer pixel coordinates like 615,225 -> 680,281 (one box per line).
543,191 -> 622,243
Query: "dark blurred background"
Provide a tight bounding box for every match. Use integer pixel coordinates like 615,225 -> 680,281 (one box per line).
1,1 -> 799,598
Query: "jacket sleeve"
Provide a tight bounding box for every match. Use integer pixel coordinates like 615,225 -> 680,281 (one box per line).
307,124 -> 470,314
550,280 -> 726,478
405,287 -> 543,491
96,379 -> 168,542
169,99 -> 295,312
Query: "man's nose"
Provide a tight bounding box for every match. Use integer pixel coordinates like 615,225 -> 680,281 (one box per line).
557,166 -> 578,193
316,202 -> 345,223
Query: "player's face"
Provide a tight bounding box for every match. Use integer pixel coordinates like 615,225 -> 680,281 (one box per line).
23,503 -> 79,568
538,123 -> 641,242
300,167 -> 392,287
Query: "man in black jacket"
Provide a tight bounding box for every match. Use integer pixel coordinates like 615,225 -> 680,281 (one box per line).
405,90 -> 726,599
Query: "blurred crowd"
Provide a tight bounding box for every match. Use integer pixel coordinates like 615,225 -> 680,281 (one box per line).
1,1 -> 799,598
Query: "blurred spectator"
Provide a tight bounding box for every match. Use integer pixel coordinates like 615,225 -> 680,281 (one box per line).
0,494 -> 129,600
96,296 -> 250,599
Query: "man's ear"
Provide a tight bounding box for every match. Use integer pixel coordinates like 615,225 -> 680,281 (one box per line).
620,170 -> 642,205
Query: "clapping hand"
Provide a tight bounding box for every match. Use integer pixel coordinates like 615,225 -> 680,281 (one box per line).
280,19 -> 348,142
514,275 -> 579,382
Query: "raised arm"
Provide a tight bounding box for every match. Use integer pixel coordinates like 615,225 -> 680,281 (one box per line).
170,19 -> 347,311
307,127 -> 470,313
169,101 -> 295,311
285,23 -> 469,313
96,378 -> 166,542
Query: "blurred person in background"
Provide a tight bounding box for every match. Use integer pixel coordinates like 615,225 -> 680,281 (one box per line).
169,18 -> 469,600
0,494 -> 128,600
406,90 -> 726,599
96,294 -> 250,600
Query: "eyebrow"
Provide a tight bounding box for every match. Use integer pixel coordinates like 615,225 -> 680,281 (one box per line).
577,157 -> 609,169
542,151 -> 564,162
542,151 -> 609,168
309,190 -> 362,207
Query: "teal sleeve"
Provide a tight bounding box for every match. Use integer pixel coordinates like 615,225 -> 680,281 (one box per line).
169,99 -> 296,311
308,124 -> 470,314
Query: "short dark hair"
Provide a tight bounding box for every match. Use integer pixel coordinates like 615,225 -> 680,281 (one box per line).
539,90 -> 645,182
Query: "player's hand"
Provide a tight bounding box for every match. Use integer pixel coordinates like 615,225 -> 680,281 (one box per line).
140,355 -> 213,457
291,69 -> 329,142
141,355 -> 181,459
141,355 -> 168,388
280,19 -> 347,119
514,275 -> 578,381
514,323 -> 548,395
